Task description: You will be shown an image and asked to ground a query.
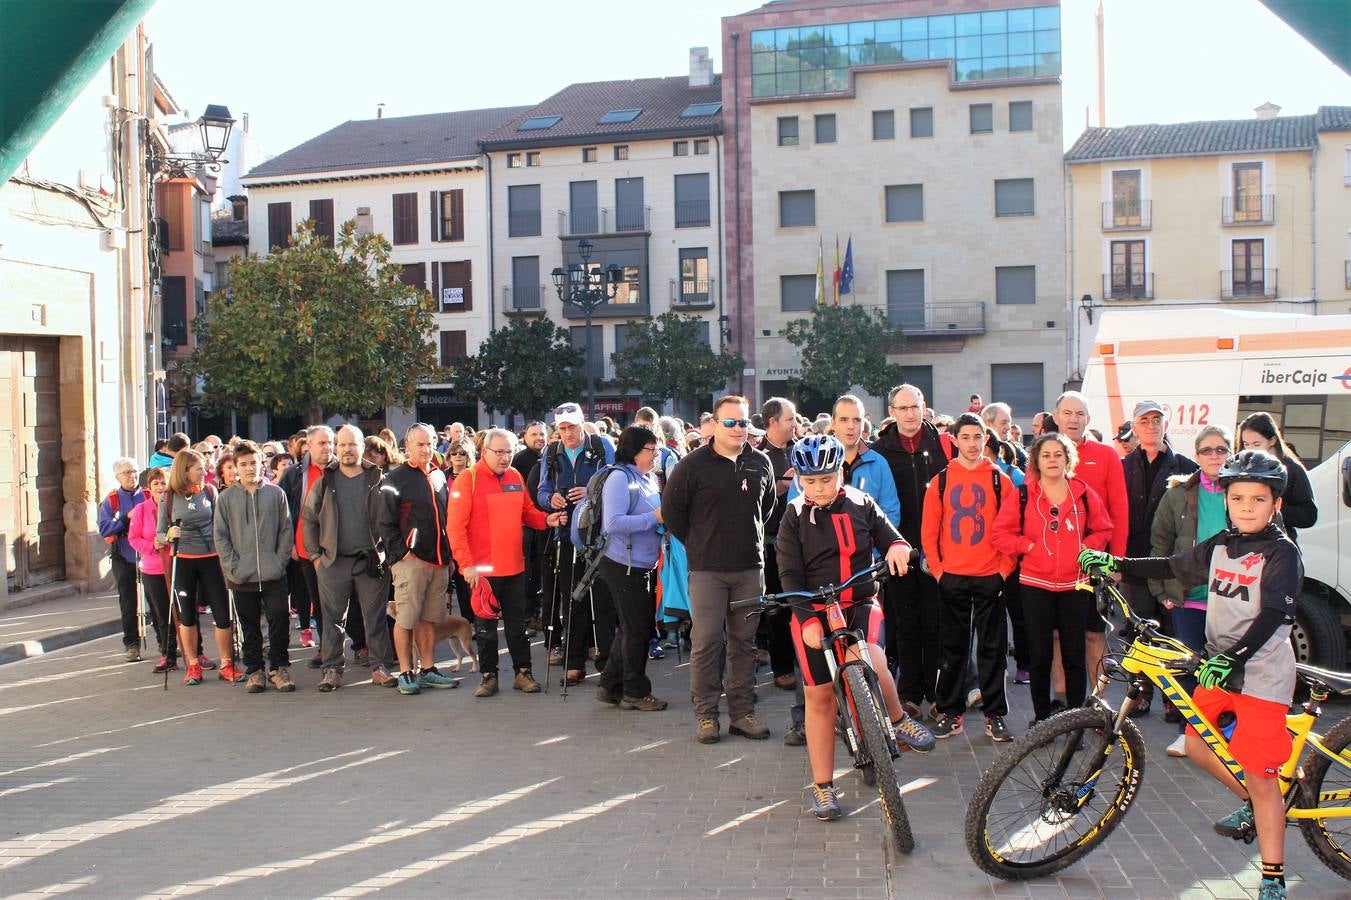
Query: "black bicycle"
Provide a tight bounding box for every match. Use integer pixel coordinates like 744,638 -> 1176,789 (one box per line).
731,561 -> 915,852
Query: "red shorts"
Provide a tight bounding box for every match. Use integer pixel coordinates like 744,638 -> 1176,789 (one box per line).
790,598 -> 883,688
1187,685 -> 1291,778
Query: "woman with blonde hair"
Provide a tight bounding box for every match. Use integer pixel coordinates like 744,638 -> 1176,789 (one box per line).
446,437 -> 476,478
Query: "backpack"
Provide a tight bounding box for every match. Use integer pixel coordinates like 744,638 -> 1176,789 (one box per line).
546,433 -> 608,486
571,464 -> 640,558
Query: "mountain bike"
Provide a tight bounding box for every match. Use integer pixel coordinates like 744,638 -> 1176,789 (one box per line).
964,571 -> 1351,881
730,561 -> 915,852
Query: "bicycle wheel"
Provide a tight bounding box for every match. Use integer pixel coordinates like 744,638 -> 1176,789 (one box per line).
1298,714 -> 1351,880
843,665 -> 914,853
964,706 -> 1146,880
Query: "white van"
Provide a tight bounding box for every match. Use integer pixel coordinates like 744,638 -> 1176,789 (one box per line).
1081,308 -> 1351,668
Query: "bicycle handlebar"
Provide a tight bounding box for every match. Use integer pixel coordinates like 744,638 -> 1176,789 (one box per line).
729,560 -> 890,612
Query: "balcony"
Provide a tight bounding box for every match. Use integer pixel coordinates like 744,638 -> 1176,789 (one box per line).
613,204 -> 650,232
1222,194 -> 1275,226
502,283 -> 546,314
557,206 -> 650,236
669,277 -> 716,310
1101,200 -> 1151,231
674,201 -> 711,228
886,300 -> 986,335
1102,273 -> 1154,300
1221,268 -> 1278,300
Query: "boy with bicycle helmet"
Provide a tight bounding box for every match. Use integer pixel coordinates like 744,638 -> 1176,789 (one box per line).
1080,449 -> 1300,899
776,434 -> 935,821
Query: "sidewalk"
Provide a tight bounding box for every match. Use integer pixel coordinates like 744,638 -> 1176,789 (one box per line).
0,587 -> 122,664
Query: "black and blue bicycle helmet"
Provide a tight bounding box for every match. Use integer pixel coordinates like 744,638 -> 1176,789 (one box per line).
791,434 -> 845,475
1218,449 -> 1287,498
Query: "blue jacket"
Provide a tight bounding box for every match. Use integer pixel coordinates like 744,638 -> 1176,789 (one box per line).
147,451 -> 175,470
537,436 -> 615,549
98,486 -> 145,563
788,444 -> 901,529
599,463 -> 662,569
994,457 -> 1026,488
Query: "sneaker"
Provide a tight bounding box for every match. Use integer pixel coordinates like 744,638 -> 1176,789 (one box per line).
218,661 -> 244,683
245,670 -> 266,693
648,638 -> 666,660
596,685 -> 621,705
124,646 -> 141,663
695,717 -> 720,744
269,667 -> 295,692
1166,734 -> 1188,758
418,667 -> 459,689
1258,880 -> 1288,900
729,713 -> 770,740
1014,668 -> 1030,684
525,616 -> 542,637
985,715 -> 1013,743
197,653 -> 217,671
299,627 -> 315,648
473,673 -> 499,698
318,668 -> 342,692
1213,804 -> 1255,839
355,647 -> 371,668
1162,697 -> 1182,724
808,784 -> 842,821
1126,695 -> 1151,718
966,687 -> 982,709
621,694 -> 668,711
547,646 -> 565,666
773,674 -> 797,690
307,652 -> 323,670
513,669 -> 542,693
183,663 -> 203,686
901,700 -> 923,721
1047,699 -> 1067,717
397,672 -> 422,695
932,712 -> 964,739
893,713 -> 936,753
562,669 -> 585,686
153,656 -> 175,674
371,667 -> 398,688
783,721 -> 807,747
661,635 -> 679,650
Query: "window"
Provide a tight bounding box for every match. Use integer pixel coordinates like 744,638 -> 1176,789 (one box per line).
674,173 -> 710,227
995,178 -> 1034,217
507,184 -> 541,237
995,265 -> 1035,305
1233,162 -> 1263,222
519,115 -> 562,131
673,140 -> 689,156
599,108 -> 642,124
567,181 -> 598,234
682,101 -> 722,117
392,192 -> 418,245
570,325 -> 604,380
614,177 -> 644,231
780,274 -> 817,311
970,103 -> 993,133
162,276 -> 187,346
815,114 -> 836,144
308,199 -> 334,248
679,248 -> 710,304
613,145 -> 629,160
1111,170 -> 1142,227
266,201 -> 290,250
991,363 -> 1044,419
779,190 -> 815,227
777,116 -> 799,146
506,153 -> 523,168
612,323 -> 633,367
610,265 -> 641,306
901,365 -> 934,409
885,184 -> 923,222
439,330 -> 467,366
399,262 -> 426,290
511,256 -> 540,309
160,183 -> 186,251
693,139 -> 710,155
910,107 -> 934,138
1231,239 -> 1267,297
438,189 -> 465,242
526,151 -> 541,167
886,269 -> 925,329
1009,101 -> 1033,132
582,147 -> 597,163
434,261 -> 472,311
872,110 -> 895,140
1109,241 -> 1147,298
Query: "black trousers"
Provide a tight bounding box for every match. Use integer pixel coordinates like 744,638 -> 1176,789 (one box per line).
234,579 -> 291,674
761,543 -> 795,678
544,537 -> 615,670
141,570 -> 177,658
1004,569 -> 1029,670
112,555 -> 140,648
889,566 -> 942,704
475,573 -> 530,674
1021,584 -> 1090,721
451,570 -> 474,624
523,527 -> 545,618
936,572 -> 1008,716
597,558 -> 655,699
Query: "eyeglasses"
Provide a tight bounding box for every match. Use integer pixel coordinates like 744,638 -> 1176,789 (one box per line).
1196,446 -> 1230,457
640,445 -> 658,453
720,418 -> 749,429
483,448 -> 513,456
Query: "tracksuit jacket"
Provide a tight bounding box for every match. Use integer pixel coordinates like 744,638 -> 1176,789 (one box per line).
920,457 -> 1017,581
990,477 -> 1113,591
447,459 -> 549,578
97,487 -> 144,564
377,462 -> 452,568
214,482 -> 294,591
1122,442 -> 1198,558
661,441 -> 775,572
872,420 -> 952,550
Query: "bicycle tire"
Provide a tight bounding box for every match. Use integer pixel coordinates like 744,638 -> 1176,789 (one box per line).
964,706 -> 1146,880
843,665 -> 914,853
1297,713 -> 1351,880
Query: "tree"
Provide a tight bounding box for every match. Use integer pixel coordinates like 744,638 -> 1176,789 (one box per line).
780,304 -> 905,401
184,220 -> 437,422
611,312 -> 744,412
460,317 -> 585,422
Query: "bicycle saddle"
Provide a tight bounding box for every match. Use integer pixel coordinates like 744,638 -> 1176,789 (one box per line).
1295,662 -> 1351,695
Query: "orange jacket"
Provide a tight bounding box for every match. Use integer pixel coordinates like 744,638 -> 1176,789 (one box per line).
920,457 -> 1016,581
447,460 -> 548,578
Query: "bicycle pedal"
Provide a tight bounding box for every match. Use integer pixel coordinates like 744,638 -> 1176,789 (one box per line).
1242,828 -> 1257,845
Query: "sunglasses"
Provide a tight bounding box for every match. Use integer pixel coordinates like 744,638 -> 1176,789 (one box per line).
720,418 -> 750,429
448,451 -> 468,457
1048,505 -> 1060,533
1196,446 -> 1230,457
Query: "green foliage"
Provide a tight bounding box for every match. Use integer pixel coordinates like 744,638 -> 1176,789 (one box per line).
460,316 -> 585,420
610,312 -> 744,410
184,220 -> 437,422
780,305 -> 905,401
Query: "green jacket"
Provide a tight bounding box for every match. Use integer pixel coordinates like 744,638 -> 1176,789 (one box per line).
1149,472 -> 1200,604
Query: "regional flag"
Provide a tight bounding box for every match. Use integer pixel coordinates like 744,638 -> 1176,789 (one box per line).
815,237 -> 826,305
832,236 -> 842,305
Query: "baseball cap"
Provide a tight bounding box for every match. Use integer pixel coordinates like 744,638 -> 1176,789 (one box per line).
1132,400 -> 1165,419
552,402 -> 585,426
1114,422 -> 1134,442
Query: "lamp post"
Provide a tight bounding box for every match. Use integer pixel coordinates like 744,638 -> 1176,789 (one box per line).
147,104 -> 235,179
552,238 -> 623,420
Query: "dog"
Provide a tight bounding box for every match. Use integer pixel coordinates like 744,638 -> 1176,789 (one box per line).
385,602 -> 478,673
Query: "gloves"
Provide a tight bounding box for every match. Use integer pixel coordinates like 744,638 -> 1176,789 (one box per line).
1197,652 -> 1244,691
1077,548 -> 1117,576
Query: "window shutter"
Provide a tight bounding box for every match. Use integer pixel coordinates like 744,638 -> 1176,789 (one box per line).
430,191 -> 439,241
450,190 -> 465,241
431,262 -> 440,310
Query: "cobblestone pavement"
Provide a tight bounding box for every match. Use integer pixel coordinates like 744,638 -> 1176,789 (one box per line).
0,622 -> 1347,899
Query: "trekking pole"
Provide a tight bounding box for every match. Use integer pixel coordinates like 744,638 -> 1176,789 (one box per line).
164,519 -> 182,691
137,574 -> 148,654
229,590 -> 242,687
543,529 -> 563,694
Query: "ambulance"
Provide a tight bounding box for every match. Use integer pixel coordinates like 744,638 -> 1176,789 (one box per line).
1082,308 -> 1351,668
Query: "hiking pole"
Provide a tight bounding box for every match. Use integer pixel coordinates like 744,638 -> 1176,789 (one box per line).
164,519 -> 182,691
229,590 -> 242,687
543,529 -> 563,694
137,573 -> 148,655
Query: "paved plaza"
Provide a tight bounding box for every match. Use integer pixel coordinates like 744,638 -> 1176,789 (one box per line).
0,613 -> 1347,899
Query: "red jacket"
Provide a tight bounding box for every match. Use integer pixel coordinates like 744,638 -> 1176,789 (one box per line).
447,460 -> 548,578
920,457 -> 1016,581
1072,437 -> 1128,555
991,477 -> 1113,591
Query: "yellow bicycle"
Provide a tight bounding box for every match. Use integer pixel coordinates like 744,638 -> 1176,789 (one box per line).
964,572 -> 1351,881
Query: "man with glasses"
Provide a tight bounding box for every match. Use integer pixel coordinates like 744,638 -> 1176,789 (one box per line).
513,421 -> 549,632
98,457 -> 147,662
759,398 -> 800,720
662,396 -> 776,744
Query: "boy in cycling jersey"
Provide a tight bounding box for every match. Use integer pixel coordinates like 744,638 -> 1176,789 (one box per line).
1081,449 -> 1299,900
776,434 -> 935,821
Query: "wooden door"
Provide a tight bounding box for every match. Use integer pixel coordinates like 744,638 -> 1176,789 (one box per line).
1,337 -> 64,590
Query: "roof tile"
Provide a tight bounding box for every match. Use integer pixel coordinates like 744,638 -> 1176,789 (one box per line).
1065,113 -> 1318,163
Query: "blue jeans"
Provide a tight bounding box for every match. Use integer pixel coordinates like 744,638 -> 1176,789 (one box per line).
1171,605 -> 1208,733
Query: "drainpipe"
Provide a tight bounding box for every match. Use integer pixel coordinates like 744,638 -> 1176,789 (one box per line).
1310,146 -> 1317,306
730,30 -> 744,397
1065,163 -> 1077,383
714,133 -> 725,354
484,151 -> 495,424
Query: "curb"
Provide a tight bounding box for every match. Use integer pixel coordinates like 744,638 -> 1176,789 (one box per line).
0,617 -> 124,666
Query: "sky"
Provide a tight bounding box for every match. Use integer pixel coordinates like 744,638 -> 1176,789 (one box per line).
143,0 -> 1351,161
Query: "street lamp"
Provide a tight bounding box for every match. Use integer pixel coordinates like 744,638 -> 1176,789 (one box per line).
147,104 -> 235,179
552,238 -> 623,420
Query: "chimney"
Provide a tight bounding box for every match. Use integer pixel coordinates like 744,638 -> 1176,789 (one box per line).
689,47 -> 713,88
229,195 -> 247,221
377,102 -> 385,119
242,112 -> 249,133
1254,102 -> 1281,119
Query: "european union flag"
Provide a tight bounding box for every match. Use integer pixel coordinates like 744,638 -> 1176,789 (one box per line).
839,237 -> 854,296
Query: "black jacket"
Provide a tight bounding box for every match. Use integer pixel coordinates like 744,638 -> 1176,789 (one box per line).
512,446 -> 541,483
661,441 -> 775,572
871,419 -> 951,549
1123,442 -> 1198,557
1279,458 -> 1317,540
278,452 -> 318,526
376,462 -> 451,567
